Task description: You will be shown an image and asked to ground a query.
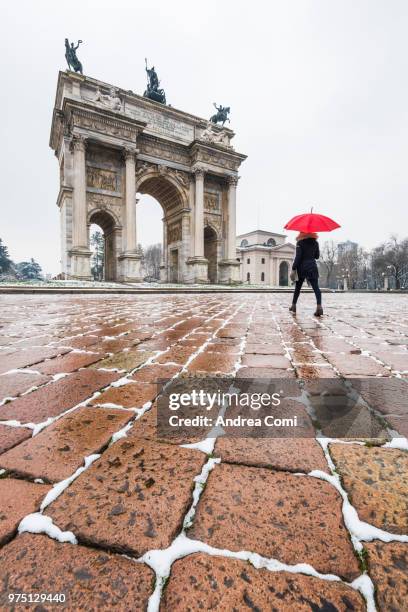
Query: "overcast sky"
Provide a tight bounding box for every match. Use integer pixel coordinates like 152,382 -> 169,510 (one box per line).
1,0 -> 408,274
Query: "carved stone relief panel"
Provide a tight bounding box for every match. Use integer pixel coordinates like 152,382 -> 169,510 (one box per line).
138,135 -> 190,165
204,192 -> 220,212
86,167 -> 119,192
73,110 -> 137,141
167,220 -> 182,243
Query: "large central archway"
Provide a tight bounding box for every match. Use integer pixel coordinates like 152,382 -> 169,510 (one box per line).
137,166 -> 188,283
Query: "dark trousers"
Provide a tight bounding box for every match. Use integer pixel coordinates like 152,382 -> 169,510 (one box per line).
292,277 -> 322,305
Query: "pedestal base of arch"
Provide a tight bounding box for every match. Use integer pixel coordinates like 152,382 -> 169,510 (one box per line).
218,259 -> 242,285
118,252 -> 143,283
186,257 -> 209,284
69,247 -> 92,281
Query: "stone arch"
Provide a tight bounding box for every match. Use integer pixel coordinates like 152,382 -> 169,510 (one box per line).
204,225 -> 218,283
136,168 -> 189,283
136,168 -> 188,214
88,208 -> 120,282
279,260 -> 289,286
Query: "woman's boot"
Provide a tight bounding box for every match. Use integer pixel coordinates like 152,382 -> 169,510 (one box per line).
314,305 -> 323,317
289,304 -> 296,314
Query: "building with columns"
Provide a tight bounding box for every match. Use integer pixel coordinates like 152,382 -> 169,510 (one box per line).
50,71 -> 246,283
236,230 -> 295,286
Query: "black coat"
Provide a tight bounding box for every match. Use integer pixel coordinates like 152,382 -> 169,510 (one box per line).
292,238 -> 320,280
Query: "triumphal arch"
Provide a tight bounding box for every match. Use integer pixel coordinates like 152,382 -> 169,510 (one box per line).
49,71 -> 247,283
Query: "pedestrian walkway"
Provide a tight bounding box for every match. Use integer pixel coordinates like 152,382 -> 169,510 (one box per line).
0,293 -> 407,610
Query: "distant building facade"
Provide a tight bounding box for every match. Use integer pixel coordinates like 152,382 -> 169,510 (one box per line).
236,230 -> 295,285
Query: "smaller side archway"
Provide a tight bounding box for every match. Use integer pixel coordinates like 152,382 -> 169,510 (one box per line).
88,209 -> 121,282
204,225 -> 219,283
279,261 -> 289,286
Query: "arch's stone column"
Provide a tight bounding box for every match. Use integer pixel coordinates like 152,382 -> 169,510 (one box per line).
160,218 -> 168,282
119,147 -> 143,282
218,175 -> 241,284
69,135 -> 91,280
186,166 -> 209,283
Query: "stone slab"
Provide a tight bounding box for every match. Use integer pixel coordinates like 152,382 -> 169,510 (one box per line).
89,381 -> 158,408
46,439 -> 205,556
214,438 -> 328,473
162,553 -> 365,611
0,425 -> 32,455
0,533 -> 154,609
34,351 -> 104,375
90,349 -> 157,371
0,407 -> 134,483
366,541 -> 408,611
0,371 -> 50,401
0,346 -> 71,374
189,463 -> 360,581
0,479 -> 49,545
330,444 -> 408,534
0,370 -> 120,424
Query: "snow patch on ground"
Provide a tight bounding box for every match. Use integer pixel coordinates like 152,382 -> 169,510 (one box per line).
383,437 -> 408,451
18,513 -> 77,544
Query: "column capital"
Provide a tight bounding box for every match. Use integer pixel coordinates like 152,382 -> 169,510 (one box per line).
71,134 -> 87,152
227,174 -> 239,186
123,147 -> 138,162
192,165 -> 206,179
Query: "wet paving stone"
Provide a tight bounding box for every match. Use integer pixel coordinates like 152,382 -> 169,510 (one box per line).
365,541 -> 408,611
0,369 -> 120,424
131,363 -> 181,383
34,351 -> 104,375
90,348 -> 157,371
330,444 -> 408,534
241,354 -> 291,369
0,479 -> 49,545
0,533 -> 154,609
0,407 -> 134,483
0,346 -> 71,375
153,345 -> 199,365
325,354 -> 391,377
0,370 -> 50,401
214,438 -> 328,473
46,439 -> 205,556
189,463 -> 360,581
89,381 -> 158,408
162,553 -> 365,611
187,352 -> 238,375
0,425 -> 32,455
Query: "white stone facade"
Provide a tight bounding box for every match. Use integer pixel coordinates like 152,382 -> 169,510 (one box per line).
236,230 -> 295,286
50,71 -> 247,283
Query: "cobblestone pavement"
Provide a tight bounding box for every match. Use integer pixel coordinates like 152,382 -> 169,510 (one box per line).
0,293 -> 407,611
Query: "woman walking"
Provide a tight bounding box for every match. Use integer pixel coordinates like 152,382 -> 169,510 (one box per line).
289,232 -> 323,316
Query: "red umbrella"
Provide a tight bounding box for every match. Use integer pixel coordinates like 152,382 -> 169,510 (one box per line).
284,208 -> 340,233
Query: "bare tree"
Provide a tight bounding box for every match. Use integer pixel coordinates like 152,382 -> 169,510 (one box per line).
337,243 -> 368,289
382,235 -> 408,289
144,243 -> 162,280
319,240 -> 338,288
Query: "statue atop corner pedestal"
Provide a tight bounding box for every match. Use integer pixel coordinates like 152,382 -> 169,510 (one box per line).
210,103 -> 230,126
65,38 -> 83,74
143,59 -> 166,105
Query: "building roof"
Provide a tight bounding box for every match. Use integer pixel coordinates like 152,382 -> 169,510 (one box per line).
237,229 -> 288,239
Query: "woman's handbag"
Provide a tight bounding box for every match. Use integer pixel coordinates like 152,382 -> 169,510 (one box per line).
289,268 -> 299,283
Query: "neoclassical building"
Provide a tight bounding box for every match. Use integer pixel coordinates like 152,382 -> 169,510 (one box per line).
50,71 -> 246,283
236,230 -> 295,285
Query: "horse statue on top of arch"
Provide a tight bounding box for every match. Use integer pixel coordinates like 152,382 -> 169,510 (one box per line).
209,103 -> 230,126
